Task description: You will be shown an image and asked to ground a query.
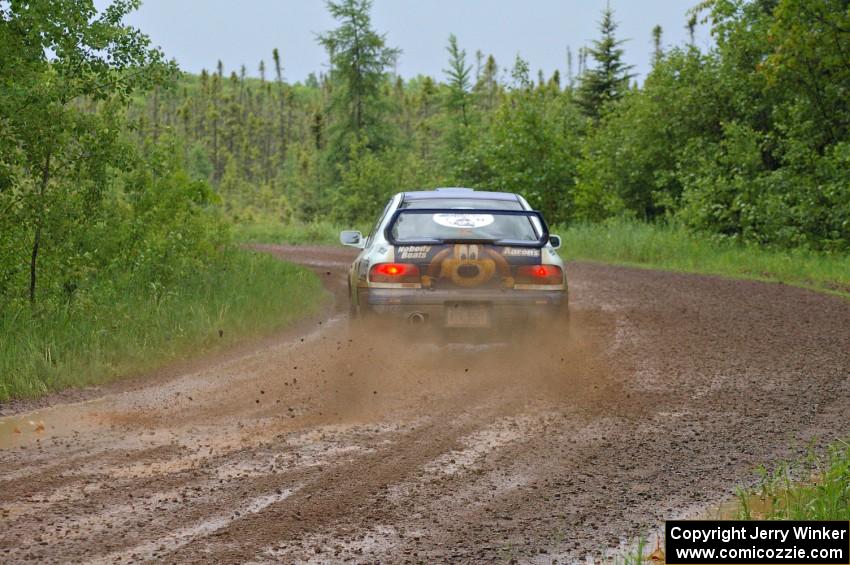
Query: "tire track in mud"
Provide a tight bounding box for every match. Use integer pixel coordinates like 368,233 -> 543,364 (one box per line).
1,246 -> 849,563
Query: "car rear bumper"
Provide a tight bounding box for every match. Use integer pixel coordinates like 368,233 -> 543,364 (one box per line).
359,287 -> 567,327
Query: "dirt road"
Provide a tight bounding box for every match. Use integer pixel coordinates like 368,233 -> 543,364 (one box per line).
2,245 -> 849,563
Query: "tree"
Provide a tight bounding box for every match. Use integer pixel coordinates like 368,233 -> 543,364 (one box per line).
686,14 -> 698,45
652,25 -> 664,63
762,0 -> 850,149
510,55 -> 532,90
475,54 -> 500,111
444,34 -> 472,127
272,48 -> 288,163
575,46 -> 724,221
577,5 -> 635,119
317,0 -> 400,161
484,86 -> 583,222
0,0 -> 173,304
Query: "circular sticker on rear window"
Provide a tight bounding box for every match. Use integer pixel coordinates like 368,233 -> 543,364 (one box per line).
432,213 -> 494,229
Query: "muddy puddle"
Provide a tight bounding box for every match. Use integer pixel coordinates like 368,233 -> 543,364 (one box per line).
0,398 -> 107,449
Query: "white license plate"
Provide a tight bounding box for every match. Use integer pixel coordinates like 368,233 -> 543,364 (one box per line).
445,304 -> 491,328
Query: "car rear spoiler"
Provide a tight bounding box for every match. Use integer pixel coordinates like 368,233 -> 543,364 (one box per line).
384,208 -> 551,248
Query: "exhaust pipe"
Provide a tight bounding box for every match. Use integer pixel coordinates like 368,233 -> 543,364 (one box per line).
407,312 -> 427,325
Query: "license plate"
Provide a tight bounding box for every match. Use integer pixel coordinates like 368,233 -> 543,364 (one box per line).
445,303 -> 491,328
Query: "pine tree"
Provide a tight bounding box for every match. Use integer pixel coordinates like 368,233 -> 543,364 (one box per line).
210,70 -> 222,181
686,14 -> 697,46
444,34 -> 472,127
272,48 -> 287,163
549,69 -> 561,91
510,55 -> 531,90
416,75 -> 438,161
652,25 -> 664,63
476,54 -> 500,111
317,0 -> 400,157
577,5 -> 634,119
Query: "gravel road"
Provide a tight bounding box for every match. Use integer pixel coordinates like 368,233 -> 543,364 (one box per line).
1,245 -> 848,563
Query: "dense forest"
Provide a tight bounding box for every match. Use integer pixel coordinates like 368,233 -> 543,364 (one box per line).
127,0 -> 849,251
0,0 -> 848,397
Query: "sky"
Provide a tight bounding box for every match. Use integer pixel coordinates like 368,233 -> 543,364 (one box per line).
96,0 -> 712,84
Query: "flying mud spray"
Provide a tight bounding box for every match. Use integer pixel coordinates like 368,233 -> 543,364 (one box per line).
0,246 -> 626,563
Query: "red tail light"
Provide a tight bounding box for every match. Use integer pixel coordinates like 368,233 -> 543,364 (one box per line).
515,264 -> 563,285
369,262 -> 421,283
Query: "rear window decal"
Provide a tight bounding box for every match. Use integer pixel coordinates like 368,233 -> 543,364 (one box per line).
432,213 -> 495,229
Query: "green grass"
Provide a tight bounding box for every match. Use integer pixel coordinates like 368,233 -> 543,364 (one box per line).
735,440 -> 850,520
615,442 -> 850,562
557,220 -> 850,297
0,249 -> 325,401
618,538 -> 651,565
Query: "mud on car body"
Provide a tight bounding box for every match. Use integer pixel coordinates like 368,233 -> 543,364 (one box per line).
340,188 -> 568,329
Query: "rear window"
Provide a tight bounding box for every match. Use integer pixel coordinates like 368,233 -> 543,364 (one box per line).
400,198 -> 523,210
387,209 -> 546,246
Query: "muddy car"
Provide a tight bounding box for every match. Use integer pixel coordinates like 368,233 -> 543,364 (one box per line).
340,188 -> 567,329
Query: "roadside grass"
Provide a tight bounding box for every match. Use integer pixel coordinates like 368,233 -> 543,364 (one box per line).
618,538 -> 650,565
556,220 -> 850,298
616,440 -> 850,563
734,440 -> 850,520
0,250 -> 325,401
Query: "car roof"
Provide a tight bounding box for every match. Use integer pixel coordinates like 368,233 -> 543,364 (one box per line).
400,188 -> 521,202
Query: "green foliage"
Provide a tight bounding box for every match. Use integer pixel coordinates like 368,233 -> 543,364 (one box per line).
558,219 -> 850,296
575,46 -> 724,221
0,251 -> 324,400
113,137 -> 228,288
333,135 -> 444,223
443,34 -> 473,127
576,5 -> 635,119
440,34 -> 478,181
53,0 -> 839,256
0,0 -> 175,304
318,0 -> 400,164
471,79 -> 583,223
234,221 -> 369,246
0,2 -> 328,401
333,137 -> 399,222
574,0 -> 850,251
763,0 -> 850,149
737,440 -> 850,520
475,54 -> 501,111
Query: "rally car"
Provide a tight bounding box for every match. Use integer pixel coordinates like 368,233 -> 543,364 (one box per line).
340,188 -> 568,329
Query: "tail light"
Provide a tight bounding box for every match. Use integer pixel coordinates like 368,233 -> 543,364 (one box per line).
369,262 -> 421,284
515,264 -> 563,285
